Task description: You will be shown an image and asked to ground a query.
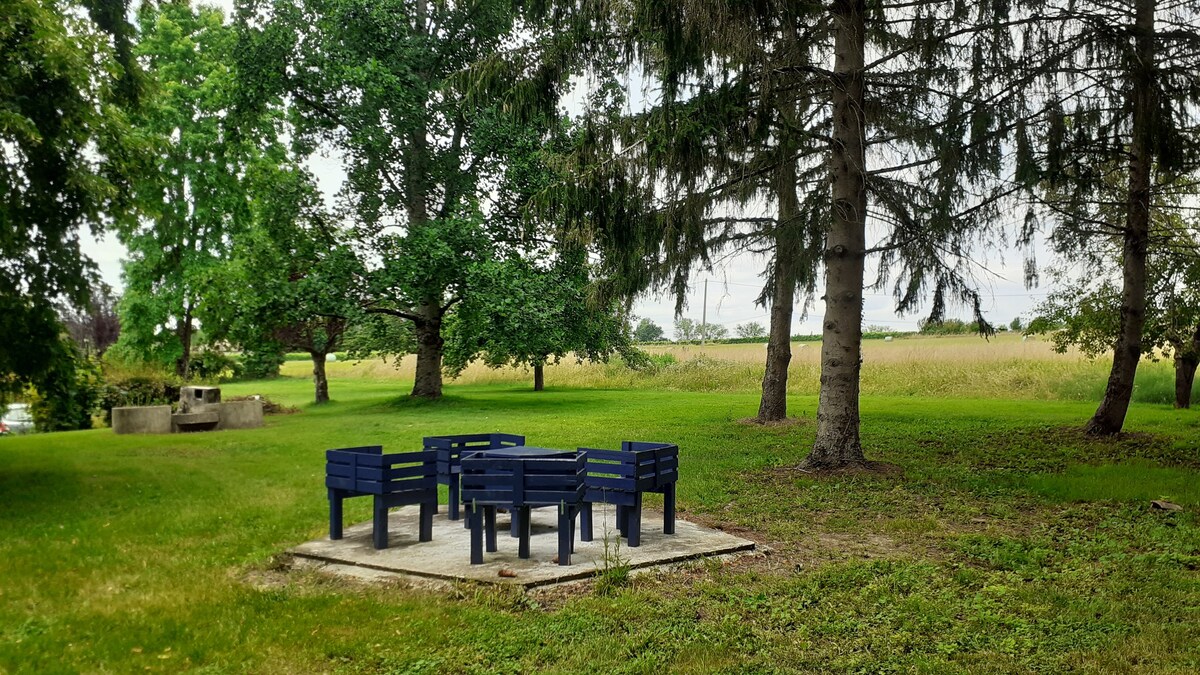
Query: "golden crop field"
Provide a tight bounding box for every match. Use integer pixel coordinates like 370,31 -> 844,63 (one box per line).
279,333 -> 1169,403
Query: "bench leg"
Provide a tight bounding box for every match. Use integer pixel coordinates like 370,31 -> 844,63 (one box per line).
617,505 -> 628,538
580,502 -> 593,542
627,494 -> 643,547
372,498 -> 389,550
510,507 -> 521,537
517,506 -> 532,559
558,506 -> 573,566
469,505 -> 484,564
484,505 -> 498,552
663,483 -> 677,535
419,500 -> 434,542
448,479 -> 459,520
328,489 -> 343,540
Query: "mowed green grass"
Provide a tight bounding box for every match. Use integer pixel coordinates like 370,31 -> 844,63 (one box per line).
1,365 -> 1200,672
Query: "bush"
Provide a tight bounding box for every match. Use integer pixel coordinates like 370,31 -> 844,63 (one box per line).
190,350 -> 241,382
28,344 -> 103,432
98,361 -> 181,425
239,344 -> 286,379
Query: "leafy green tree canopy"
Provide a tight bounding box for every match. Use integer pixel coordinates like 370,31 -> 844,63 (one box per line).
633,318 -> 665,343
1,0 -> 143,399
113,1 -> 281,378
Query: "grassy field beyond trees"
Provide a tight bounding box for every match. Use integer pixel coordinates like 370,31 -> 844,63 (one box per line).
2,337 -> 1199,672
299,333 -> 1197,407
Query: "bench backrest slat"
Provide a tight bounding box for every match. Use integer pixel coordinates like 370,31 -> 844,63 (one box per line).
460,452 -> 584,507
325,446 -> 437,496
579,442 -> 679,493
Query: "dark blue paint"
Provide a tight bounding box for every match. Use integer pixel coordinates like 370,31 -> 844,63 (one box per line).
579,441 -> 679,548
326,445 -> 438,550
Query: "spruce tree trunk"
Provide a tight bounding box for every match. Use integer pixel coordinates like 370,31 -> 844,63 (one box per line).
534,363 -> 545,391
802,0 -> 869,470
1087,0 -> 1155,435
758,157 -> 800,422
311,351 -> 329,404
411,302 -> 444,398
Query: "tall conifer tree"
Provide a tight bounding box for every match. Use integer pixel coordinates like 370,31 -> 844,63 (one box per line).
571,1 -> 1022,467
1018,0 -> 1200,434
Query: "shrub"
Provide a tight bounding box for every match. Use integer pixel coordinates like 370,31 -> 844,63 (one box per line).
190,350 -> 241,382
98,361 -> 181,425
239,344 -> 286,379
27,346 -> 103,432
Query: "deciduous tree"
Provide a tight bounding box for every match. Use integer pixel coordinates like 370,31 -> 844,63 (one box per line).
236,0 -> 574,398
736,322 -> 767,339
634,319 -> 665,343
113,2 -> 274,379
1,0 -> 141,399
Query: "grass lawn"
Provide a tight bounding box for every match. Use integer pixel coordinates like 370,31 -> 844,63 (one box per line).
2,367 -> 1200,672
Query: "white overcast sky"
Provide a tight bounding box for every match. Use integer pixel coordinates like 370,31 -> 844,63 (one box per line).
87,0 -> 1054,335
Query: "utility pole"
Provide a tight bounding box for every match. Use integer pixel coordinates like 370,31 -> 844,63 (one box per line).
700,279 -> 708,344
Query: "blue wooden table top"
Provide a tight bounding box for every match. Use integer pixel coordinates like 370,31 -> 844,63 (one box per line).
481,446 -> 576,459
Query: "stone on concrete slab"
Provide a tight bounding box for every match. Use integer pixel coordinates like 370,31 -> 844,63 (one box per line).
112,405 -> 172,435
291,503 -> 755,588
217,400 -> 263,430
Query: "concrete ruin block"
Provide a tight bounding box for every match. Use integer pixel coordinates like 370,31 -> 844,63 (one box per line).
179,386 -> 221,413
217,400 -> 263,430
172,411 -> 220,433
112,406 -> 173,435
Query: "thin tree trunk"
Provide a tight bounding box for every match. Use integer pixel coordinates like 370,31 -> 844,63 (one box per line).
802,0 -> 869,470
411,301 -> 444,398
758,156 -> 800,422
1087,0 -> 1156,435
311,351 -> 330,404
534,363 -> 545,391
1172,326 -> 1200,409
177,303 -> 194,380
1174,353 -> 1197,409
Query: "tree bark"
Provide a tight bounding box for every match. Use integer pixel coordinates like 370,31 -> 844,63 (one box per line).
1172,325 -> 1200,409
758,156 -> 800,422
176,303 -> 194,380
311,351 -> 330,404
802,0 -> 869,470
534,363 -> 545,391
1087,0 -> 1156,435
411,300 -> 444,398
1174,353 -> 1197,409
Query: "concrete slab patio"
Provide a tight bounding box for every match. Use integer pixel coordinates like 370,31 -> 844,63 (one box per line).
290,503 -> 755,588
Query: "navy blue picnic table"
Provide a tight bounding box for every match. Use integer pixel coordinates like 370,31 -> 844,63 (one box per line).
482,446 -> 575,459
460,446 -> 586,565
480,446 -> 574,537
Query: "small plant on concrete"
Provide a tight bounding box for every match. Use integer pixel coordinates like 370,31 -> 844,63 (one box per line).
593,510 -> 631,597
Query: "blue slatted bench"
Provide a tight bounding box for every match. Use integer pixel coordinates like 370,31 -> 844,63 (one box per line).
326,445 -> 438,550
423,433 -> 525,521
579,441 -> 679,547
460,451 -> 586,566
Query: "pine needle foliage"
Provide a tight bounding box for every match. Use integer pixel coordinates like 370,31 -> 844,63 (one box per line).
554,0 -> 1026,464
